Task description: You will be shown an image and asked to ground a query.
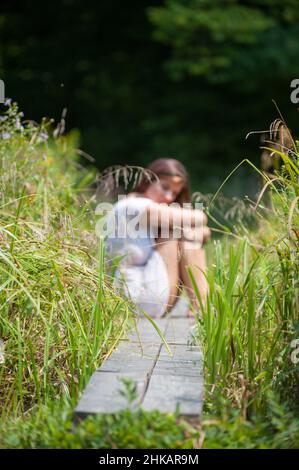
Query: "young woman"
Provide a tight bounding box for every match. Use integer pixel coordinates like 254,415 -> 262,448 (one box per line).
104,158 -> 210,318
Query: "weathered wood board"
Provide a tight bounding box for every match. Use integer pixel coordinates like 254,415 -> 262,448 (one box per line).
75,296 -> 204,418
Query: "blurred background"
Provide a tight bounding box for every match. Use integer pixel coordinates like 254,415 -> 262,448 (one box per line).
1,0 -> 298,195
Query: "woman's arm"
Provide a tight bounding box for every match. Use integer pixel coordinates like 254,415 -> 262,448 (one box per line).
145,202 -> 208,231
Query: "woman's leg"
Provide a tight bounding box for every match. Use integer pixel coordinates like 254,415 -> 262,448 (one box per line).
155,237 -> 180,312
155,233 -> 209,315
178,241 -> 208,313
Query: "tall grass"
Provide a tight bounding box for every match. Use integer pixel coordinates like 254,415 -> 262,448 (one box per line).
0,102 -> 132,419
1,101 -> 298,448
192,146 -> 299,417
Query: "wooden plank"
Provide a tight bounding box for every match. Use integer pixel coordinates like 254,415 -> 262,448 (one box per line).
142,343 -> 203,416
164,317 -> 196,344
169,295 -> 189,318
158,343 -> 203,366
75,371 -> 144,416
75,327 -> 163,417
141,374 -> 204,416
74,305 -> 204,418
99,342 -> 160,374
126,317 -> 169,344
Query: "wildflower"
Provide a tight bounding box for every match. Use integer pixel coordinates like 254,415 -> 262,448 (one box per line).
0,339 -> 4,364
15,117 -> 24,131
4,98 -> 12,107
37,131 -> 49,143
1,132 -> 11,139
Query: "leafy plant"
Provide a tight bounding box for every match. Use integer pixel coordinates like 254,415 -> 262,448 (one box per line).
0,100 -> 133,417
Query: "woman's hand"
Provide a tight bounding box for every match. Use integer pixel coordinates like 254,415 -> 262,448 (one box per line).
202,226 -> 211,244
182,225 -> 211,245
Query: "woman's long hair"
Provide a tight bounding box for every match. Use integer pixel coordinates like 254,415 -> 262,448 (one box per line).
134,158 -> 190,205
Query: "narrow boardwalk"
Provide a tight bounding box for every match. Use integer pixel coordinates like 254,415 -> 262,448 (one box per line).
75,298 -> 204,418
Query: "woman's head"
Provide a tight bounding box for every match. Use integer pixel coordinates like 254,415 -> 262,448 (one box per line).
134,158 -> 190,205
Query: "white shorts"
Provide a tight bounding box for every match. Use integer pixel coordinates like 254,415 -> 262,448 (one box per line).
114,250 -> 170,318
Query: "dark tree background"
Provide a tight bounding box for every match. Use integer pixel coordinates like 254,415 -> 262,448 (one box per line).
1,0 -> 298,193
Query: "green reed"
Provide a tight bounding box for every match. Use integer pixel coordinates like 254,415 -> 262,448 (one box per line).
0,102 -> 132,418
191,146 -> 299,416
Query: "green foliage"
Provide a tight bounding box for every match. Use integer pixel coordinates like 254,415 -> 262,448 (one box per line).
0,101 -> 132,416
1,1 -> 298,193
149,0 -> 299,83
0,400 -> 199,449
202,392 -> 299,449
1,392 -> 299,449
119,378 -> 138,405
191,148 -> 299,419
0,102 -> 298,448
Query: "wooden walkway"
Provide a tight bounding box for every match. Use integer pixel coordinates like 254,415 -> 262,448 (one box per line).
75,298 -> 204,418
